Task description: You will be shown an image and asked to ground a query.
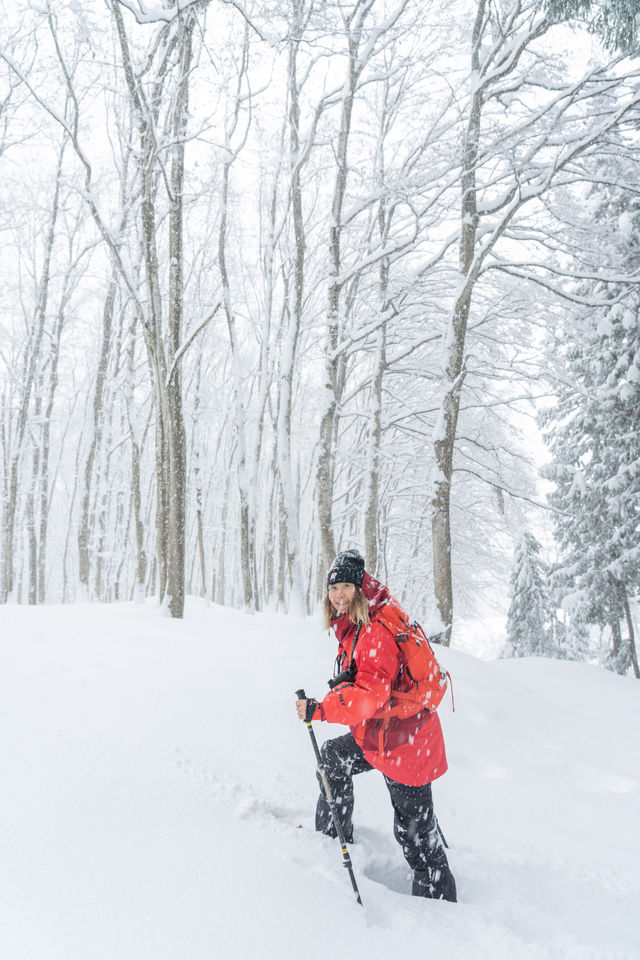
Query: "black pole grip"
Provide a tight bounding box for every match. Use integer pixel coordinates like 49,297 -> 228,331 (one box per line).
295,688 -> 306,700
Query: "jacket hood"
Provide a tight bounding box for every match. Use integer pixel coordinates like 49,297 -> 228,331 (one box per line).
360,570 -> 391,616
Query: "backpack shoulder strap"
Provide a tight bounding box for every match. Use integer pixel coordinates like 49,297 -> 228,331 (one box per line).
348,620 -> 365,663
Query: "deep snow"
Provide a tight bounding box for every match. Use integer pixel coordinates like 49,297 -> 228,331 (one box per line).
1,599 -> 639,960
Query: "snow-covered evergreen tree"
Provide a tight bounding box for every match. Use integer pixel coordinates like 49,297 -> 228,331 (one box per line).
544,0 -> 640,52
562,597 -> 593,663
506,532 -> 552,658
548,567 -> 592,662
541,162 -> 640,677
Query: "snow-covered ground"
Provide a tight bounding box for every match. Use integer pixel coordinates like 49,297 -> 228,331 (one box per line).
1,599 -> 638,960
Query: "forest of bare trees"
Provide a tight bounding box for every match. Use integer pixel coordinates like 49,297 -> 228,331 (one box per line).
1,0 -> 639,659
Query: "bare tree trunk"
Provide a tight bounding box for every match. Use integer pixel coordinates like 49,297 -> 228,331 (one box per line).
27,361 -> 47,604
96,296 -> 126,601
1,138 -> 64,603
112,2 -> 194,617
217,29 -> 256,610
62,429 -> 83,602
430,0 -> 485,644
131,428 -> 148,601
38,298 -> 65,603
78,273 -> 117,599
277,484 -> 288,609
219,158 -> 254,610
124,316 -> 149,602
620,580 -> 640,679
164,13 -> 194,618
94,400 -> 113,602
316,4 -> 374,571
192,357 -> 207,597
277,9 -> 308,613
215,462 -> 234,606
26,431 -> 38,604
264,472 -> 278,604
363,316 -> 386,573
363,135 -> 392,572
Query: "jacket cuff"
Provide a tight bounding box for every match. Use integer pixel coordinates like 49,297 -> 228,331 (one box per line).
312,701 -> 325,722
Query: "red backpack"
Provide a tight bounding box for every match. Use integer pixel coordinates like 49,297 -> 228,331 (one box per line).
371,599 -> 452,720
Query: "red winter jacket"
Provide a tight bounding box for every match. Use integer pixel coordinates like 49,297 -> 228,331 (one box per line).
317,572 -> 448,787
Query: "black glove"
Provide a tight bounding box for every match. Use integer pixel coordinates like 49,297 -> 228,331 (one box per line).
304,698 -> 321,722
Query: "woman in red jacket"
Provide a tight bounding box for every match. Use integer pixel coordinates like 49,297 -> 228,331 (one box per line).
296,549 -> 457,901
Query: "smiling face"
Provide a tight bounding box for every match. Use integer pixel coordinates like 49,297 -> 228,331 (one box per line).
328,581 -> 357,616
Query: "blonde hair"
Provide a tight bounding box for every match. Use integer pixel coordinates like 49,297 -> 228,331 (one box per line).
323,586 -> 370,630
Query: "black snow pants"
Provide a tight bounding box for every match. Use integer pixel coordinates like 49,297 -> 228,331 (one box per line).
315,732 -> 457,902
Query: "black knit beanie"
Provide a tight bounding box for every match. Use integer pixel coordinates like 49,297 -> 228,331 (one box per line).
326,549 -> 365,591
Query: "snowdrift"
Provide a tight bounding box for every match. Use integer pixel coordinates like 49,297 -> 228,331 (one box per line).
1,599 -> 638,960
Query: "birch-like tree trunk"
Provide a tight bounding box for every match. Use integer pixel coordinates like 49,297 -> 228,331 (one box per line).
0,138 -> 64,603
164,13 -> 193,618
112,2 -> 195,617
125,320 -> 149,604
363,277 -> 387,573
217,28 -> 259,610
78,272 -> 117,599
316,0 -> 376,572
430,0 -> 484,642
37,289 -> 68,603
363,82 -> 396,572
276,1 -> 311,613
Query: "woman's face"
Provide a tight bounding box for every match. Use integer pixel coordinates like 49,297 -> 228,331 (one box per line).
328,581 -> 357,615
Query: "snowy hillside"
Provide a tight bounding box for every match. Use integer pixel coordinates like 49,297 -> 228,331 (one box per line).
2,600 -> 639,960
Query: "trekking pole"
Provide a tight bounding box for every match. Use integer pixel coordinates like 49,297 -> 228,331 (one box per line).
295,688 -> 363,906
